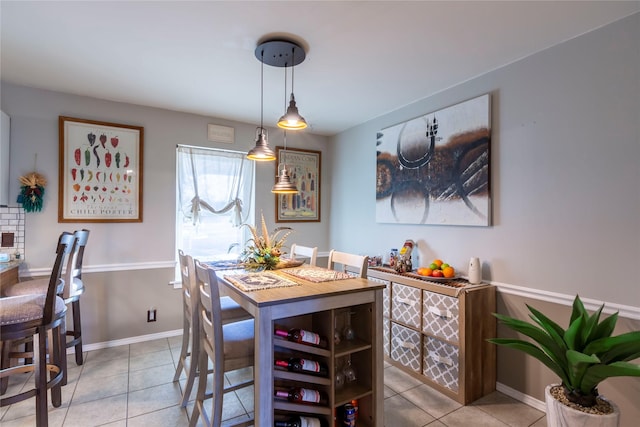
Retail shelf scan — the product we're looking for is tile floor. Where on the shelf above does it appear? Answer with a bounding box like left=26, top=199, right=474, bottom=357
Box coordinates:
left=0, top=336, right=546, bottom=426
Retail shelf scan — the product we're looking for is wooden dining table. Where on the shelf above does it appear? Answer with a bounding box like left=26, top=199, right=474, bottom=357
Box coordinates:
left=216, top=266, right=385, bottom=426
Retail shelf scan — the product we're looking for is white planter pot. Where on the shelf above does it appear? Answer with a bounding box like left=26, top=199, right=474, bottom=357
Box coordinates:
left=545, top=384, right=620, bottom=427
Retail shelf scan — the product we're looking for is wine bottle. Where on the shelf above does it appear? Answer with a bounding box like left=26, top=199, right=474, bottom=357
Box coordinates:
left=274, top=327, right=328, bottom=348
left=274, top=387, right=329, bottom=406
left=274, top=357, right=329, bottom=377
left=274, top=415, right=328, bottom=427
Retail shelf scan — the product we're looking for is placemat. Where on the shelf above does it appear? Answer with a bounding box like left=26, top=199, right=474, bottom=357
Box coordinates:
left=280, top=266, right=353, bottom=283
left=206, top=259, right=241, bottom=270
left=223, top=271, right=301, bottom=292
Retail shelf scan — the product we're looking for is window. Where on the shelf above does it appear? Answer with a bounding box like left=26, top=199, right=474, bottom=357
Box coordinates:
left=176, top=145, right=254, bottom=266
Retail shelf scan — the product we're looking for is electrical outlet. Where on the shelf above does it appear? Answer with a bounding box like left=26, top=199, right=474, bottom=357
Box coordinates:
left=147, top=308, right=157, bottom=322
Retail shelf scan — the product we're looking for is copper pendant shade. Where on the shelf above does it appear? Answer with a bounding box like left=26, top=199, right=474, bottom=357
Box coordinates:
left=271, top=163, right=298, bottom=194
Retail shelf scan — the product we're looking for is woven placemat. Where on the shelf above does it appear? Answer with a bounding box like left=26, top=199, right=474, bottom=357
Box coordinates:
left=223, top=271, right=301, bottom=292
left=280, top=266, right=353, bottom=283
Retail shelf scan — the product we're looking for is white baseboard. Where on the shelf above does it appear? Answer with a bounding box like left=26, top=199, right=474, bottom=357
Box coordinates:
left=496, top=382, right=546, bottom=412
left=67, top=329, right=183, bottom=354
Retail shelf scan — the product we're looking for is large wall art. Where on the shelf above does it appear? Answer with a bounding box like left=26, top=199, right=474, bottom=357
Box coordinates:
left=376, top=94, right=491, bottom=226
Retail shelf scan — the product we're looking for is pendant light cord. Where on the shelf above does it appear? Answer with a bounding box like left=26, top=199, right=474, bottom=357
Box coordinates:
left=283, top=61, right=288, bottom=112
left=291, top=47, right=295, bottom=97
left=260, top=49, right=264, bottom=128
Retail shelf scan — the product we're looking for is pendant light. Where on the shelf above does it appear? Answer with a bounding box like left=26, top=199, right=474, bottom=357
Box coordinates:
left=277, top=46, right=307, bottom=130
left=247, top=47, right=276, bottom=161
left=255, top=39, right=307, bottom=131
left=271, top=130, right=299, bottom=194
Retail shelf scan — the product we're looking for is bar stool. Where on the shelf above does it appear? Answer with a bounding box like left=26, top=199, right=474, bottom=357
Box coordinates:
left=289, top=243, right=318, bottom=266
left=327, top=250, right=368, bottom=278
left=0, top=232, right=74, bottom=427
left=173, top=250, right=251, bottom=407
left=2, top=229, right=90, bottom=365
left=189, top=259, right=254, bottom=427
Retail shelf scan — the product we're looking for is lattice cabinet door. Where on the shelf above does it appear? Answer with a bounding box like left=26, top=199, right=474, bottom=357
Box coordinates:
left=422, top=291, right=460, bottom=343
left=391, top=282, right=421, bottom=329
left=390, top=322, right=421, bottom=373
left=423, top=336, right=460, bottom=393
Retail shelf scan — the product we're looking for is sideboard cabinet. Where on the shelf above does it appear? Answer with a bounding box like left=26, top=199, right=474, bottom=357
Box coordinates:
left=367, top=267, right=496, bottom=404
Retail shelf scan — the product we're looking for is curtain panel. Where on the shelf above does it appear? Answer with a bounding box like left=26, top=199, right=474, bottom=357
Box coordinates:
left=177, top=145, right=254, bottom=227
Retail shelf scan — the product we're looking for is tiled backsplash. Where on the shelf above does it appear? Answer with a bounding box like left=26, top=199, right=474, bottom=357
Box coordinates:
left=0, top=206, right=25, bottom=260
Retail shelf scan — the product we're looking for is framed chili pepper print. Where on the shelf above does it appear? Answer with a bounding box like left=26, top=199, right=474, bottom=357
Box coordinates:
left=58, top=116, right=144, bottom=223
left=274, top=147, right=321, bottom=222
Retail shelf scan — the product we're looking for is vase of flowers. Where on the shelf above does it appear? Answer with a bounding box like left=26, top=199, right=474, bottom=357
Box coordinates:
left=240, top=213, right=293, bottom=270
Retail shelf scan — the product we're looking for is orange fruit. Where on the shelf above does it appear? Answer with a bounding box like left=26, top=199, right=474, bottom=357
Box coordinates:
left=433, top=259, right=443, bottom=268
left=442, top=266, right=455, bottom=278
left=416, top=267, right=432, bottom=276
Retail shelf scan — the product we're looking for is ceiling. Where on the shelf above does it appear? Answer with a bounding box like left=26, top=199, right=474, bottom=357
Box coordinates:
left=1, top=1, right=638, bottom=136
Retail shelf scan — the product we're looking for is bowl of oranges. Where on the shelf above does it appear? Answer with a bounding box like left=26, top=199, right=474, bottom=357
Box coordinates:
left=416, top=259, right=457, bottom=281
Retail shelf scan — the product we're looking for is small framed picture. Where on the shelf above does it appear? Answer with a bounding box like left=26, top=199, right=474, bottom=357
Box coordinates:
left=275, top=147, right=321, bottom=222
left=58, top=116, right=144, bottom=222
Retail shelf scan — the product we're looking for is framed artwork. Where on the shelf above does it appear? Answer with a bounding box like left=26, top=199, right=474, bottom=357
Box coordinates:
left=376, top=93, right=491, bottom=226
left=275, top=147, right=321, bottom=222
left=58, top=116, right=144, bottom=222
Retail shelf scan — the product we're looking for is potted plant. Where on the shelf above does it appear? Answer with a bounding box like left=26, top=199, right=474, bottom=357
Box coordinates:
left=488, top=295, right=640, bottom=427
left=240, top=213, right=293, bottom=270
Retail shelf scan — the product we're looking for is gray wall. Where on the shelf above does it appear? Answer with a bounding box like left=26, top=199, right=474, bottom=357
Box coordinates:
left=0, top=82, right=330, bottom=341
left=328, top=13, right=639, bottom=306
left=327, top=12, right=639, bottom=425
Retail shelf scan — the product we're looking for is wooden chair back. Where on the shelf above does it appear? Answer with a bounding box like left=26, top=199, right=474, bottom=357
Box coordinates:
left=44, top=232, right=76, bottom=324
left=191, top=259, right=254, bottom=426
left=327, top=250, right=368, bottom=278
left=64, top=229, right=90, bottom=300
left=289, top=243, right=318, bottom=266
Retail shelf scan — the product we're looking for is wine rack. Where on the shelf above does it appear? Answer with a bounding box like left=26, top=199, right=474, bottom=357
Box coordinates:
left=272, top=301, right=379, bottom=426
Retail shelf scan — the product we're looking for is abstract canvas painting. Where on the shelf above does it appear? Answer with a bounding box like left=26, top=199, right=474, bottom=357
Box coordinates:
left=376, top=94, right=491, bottom=226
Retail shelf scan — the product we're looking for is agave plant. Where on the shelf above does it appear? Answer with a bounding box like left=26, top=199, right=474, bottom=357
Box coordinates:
left=240, top=213, right=293, bottom=270
left=489, top=295, right=640, bottom=407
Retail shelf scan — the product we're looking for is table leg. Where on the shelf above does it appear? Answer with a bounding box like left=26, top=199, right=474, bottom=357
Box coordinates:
left=254, top=305, right=273, bottom=425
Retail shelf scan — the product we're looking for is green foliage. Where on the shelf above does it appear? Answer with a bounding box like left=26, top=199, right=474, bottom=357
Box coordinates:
left=489, top=295, right=640, bottom=407
left=240, top=213, right=293, bottom=270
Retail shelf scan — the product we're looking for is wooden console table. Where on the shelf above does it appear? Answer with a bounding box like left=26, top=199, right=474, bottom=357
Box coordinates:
left=368, top=267, right=496, bottom=404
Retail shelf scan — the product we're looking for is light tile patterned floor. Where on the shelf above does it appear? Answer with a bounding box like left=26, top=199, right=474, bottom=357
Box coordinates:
left=0, top=337, right=546, bottom=426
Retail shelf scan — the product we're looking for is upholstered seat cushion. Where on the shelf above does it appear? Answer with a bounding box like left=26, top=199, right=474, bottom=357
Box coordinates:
left=0, top=294, right=66, bottom=326
left=2, top=278, right=47, bottom=297
left=3, top=277, right=84, bottom=299
left=222, top=318, right=254, bottom=360
left=220, top=296, right=251, bottom=322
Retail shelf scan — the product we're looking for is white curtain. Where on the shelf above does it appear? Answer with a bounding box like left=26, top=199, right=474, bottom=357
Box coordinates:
left=177, top=145, right=254, bottom=227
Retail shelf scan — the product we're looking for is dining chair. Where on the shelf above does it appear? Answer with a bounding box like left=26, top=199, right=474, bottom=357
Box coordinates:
left=289, top=243, right=318, bottom=266
left=0, top=231, right=74, bottom=427
left=173, top=250, right=251, bottom=407
left=2, top=229, right=90, bottom=366
left=327, top=250, right=369, bottom=278
left=189, top=259, right=254, bottom=427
